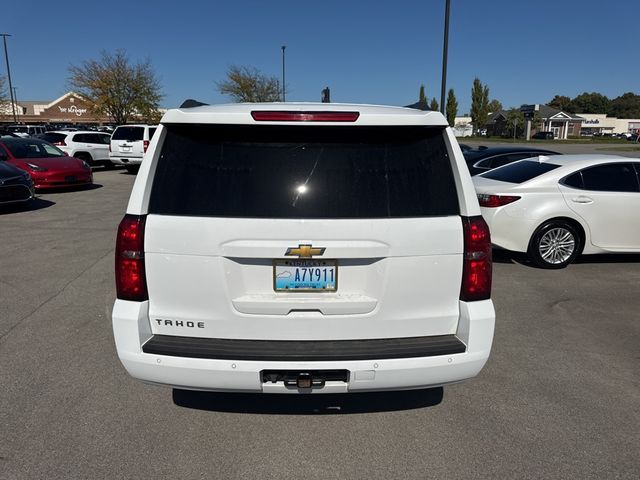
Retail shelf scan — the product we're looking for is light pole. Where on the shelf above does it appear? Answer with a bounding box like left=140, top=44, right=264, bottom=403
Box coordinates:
left=439, top=0, right=451, bottom=115
left=1, top=33, right=17, bottom=123
left=281, top=45, right=286, bottom=102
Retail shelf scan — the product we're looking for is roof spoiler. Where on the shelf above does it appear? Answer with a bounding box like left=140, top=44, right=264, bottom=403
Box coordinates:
left=180, top=99, right=209, bottom=108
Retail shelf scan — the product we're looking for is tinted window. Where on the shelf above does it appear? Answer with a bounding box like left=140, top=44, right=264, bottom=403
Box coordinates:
left=149, top=124, right=459, bottom=218
left=490, top=153, right=531, bottom=168
left=39, top=132, right=68, bottom=144
left=149, top=128, right=157, bottom=140
left=112, top=126, right=144, bottom=141
left=474, top=158, right=491, bottom=169
left=580, top=163, right=639, bottom=192
left=1, top=139, right=65, bottom=158
left=562, top=172, right=583, bottom=189
left=72, top=134, right=87, bottom=143
left=78, top=133, right=109, bottom=144
left=481, top=160, right=561, bottom=183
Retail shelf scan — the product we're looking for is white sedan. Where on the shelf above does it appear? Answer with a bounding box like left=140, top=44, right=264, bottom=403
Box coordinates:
left=472, top=154, right=640, bottom=268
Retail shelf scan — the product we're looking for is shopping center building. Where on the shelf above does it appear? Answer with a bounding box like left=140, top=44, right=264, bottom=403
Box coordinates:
left=0, top=91, right=163, bottom=126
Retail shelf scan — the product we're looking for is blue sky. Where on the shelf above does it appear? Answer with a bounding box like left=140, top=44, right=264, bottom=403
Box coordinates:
left=2, top=0, right=638, bottom=113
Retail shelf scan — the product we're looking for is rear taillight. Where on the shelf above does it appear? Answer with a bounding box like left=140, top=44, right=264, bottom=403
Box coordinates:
left=460, top=216, right=492, bottom=302
left=109, top=144, right=111, bottom=152
left=143, top=140, right=150, bottom=153
left=477, top=194, right=521, bottom=208
left=251, top=111, right=360, bottom=122
left=115, top=214, right=148, bottom=301
left=53, top=140, right=66, bottom=146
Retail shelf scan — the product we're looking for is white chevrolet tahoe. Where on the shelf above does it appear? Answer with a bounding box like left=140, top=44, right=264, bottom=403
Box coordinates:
left=112, top=103, right=495, bottom=393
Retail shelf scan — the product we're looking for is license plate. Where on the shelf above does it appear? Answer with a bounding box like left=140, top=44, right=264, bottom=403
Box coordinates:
left=120, top=146, right=132, bottom=152
left=273, top=259, right=337, bottom=292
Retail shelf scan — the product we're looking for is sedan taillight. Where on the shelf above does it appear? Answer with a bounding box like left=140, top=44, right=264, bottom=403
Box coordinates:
left=460, top=216, right=492, bottom=302
left=115, top=215, right=148, bottom=301
left=477, top=194, right=521, bottom=208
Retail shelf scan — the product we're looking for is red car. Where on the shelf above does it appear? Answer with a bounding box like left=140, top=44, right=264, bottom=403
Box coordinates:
left=0, top=137, right=93, bottom=190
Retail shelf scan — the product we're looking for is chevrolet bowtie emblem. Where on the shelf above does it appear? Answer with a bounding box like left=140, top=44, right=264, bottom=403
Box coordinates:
left=285, top=244, right=326, bottom=258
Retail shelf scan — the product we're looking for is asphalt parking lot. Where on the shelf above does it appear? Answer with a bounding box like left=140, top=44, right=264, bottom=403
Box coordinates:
left=1, top=167, right=639, bottom=479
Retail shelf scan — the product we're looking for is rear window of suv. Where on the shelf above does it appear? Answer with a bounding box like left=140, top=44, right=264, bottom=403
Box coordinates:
left=149, top=124, right=459, bottom=218
left=481, top=160, right=561, bottom=184
left=112, top=126, right=144, bottom=141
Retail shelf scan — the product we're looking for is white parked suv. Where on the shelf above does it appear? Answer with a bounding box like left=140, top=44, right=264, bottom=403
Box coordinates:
left=112, top=103, right=495, bottom=394
left=109, top=124, right=157, bottom=173
left=7, top=125, right=46, bottom=137
left=38, top=131, right=113, bottom=168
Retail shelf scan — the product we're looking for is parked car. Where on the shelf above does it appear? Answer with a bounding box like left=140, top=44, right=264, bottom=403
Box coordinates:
left=473, top=155, right=640, bottom=268
left=463, top=146, right=560, bottom=176
left=112, top=103, right=495, bottom=394
left=532, top=131, right=554, bottom=140
left=0, top=137, right=93, bottom=190
left=0, top=161, right=34, bottom=205
left=109, top=124, right=157, bottom=173
left=37, top=131, right=114, bottom=168
left=0, top=129, right=19, bottom=138
left=6, top=125, right=46, bottom=138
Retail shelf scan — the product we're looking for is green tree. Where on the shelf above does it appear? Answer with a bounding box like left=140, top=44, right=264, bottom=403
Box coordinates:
left=445, top=88, right=458, bottom=127
left=419, top=84, right=427, bottom=103
left=487, top=99, right=503, bottom=113
left=217, top=65, right=281, bottom=102
left=608, top=92, right=640, bottom=118
left=548, top=95, right=572, bottom=111
left=430, top=97, right=439, bottom=111
left=568, top=92, right=610, bottom=114
left=470, top=78, right=490, bottom=134
left=68, top=49, right=163, bottom=125
left=505, top=108, right=524, bottom=138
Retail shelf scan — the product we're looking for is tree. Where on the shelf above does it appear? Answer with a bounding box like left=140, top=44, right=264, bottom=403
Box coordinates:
left=548, top=95, right=572, bottom=112
left=505, top=108, right=524, bottom=138
left=487, top=99, right=503, bottom=113
left=445, top=89, right=458, bottom=127
left=430, top=97, right=439, bottom=111
left=470, top=78, right=490, bottom=134
left=608, top=92, right=640, bottom=118
left=419, top=84, right=427, bottom=103
left=217, top=65, right=281, bottom=102
left=568, top=92, right=610, bottom=114
left=68, top=49, right=163, bottom=125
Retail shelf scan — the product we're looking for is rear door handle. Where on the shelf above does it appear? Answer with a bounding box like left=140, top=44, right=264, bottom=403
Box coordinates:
left=572, top=196, right=593, bottom=204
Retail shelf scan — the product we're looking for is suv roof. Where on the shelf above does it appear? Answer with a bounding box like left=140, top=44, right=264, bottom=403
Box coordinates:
left=161, top=103, right=450, bottom=127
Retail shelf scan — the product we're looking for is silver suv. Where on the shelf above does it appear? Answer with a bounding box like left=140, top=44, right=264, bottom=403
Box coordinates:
left=112, top=103, right=495, bottom=394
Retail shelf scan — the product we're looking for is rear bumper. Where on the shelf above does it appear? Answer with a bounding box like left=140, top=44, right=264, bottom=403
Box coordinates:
left=109, top=155, right=142, bottom=165
left=142, top=334, right=466, bottom=361
left=112, top=300, right=495, bottom=393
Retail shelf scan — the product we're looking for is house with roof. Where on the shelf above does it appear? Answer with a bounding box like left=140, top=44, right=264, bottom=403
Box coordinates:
left=486, top=105, right=584, bottom=139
